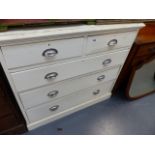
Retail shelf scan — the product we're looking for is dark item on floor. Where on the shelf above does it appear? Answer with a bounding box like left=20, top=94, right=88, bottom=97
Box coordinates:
left=113, top=22, right=155, bottom=100
left=0, top=64, right=27, bottom=134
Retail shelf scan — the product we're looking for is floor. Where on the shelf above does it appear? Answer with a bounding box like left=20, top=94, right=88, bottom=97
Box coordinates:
left=24, top=91, right=155, bottom=135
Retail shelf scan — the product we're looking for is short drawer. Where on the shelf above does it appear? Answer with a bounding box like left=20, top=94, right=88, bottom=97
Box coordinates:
left=26, top=80, right=114, bottom=123
left=86, top=31, right=137, bottom=55
left=20, top=66, right=120, bottom=109
left=11, top=50, right=129, bottom=91
left=1, top=37, right=84, bottom=69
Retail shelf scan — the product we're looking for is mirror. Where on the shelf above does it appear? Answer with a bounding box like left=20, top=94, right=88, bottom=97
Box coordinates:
left=126, top=59, right=155, bottom=99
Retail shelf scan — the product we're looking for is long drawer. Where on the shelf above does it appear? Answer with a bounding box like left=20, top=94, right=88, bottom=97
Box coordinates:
left=86, top=31, right=137, bottom=55
left=2, top=37, right=84, bottom=69
left=11, top=50, right=129, bottom=92
left=26, top=80, right=114, bottom=123
left=20, top=67, right=120, bottom=109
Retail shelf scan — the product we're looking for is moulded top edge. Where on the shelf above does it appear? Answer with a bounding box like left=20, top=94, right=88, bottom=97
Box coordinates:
left=0, top=23, right=145, bottom=45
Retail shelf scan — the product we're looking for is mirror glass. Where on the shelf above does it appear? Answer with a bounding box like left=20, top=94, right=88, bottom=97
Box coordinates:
left=128, top=59, right=155, bottom=98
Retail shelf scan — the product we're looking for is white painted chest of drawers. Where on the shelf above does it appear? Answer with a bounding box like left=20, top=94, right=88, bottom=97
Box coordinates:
left=0, top=24, right=144, bottom=130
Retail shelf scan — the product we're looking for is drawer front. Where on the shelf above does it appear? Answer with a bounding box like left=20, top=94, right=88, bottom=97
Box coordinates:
left=26, top=80, right=114, bottom=123
left=86, top=31, right=137, bottom=55
left=136, top=43, right=155, bottom=57
left=0, top=115, right=19, bottom=132
left=0, top=104, right=13, bottom=118
left=12, top=50, right=129, bottom=91
left=20, top=67, right=120, bottom=109
left=2, top=37, right=84, bottom=69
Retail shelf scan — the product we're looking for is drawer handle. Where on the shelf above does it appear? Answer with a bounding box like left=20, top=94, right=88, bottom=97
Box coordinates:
left=107, top=39, right=117, bottom=46
left=97, top=75, right=105, bottom=81
left=93, top=89, right=100, bottom=95
left=45, top=72, right=58, bottom=80
left=47, top=90, right=59, bottom=98
left=49, top=105, right=59, bottom=111
left=42, top=48, right=58, bottom=57
left=102, top=59, right=112, bottom=66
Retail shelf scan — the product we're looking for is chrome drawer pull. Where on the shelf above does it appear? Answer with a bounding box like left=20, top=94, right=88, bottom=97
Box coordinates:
left=49, top=105, right=59, bottom=111
left=97, top=75, right=105, bottom=81
left=47, top=90, right=59, bottom=98
left=42, top=48, right=58, bottom=57
left=44, top=72, right=58, bottom=80
left=107, top=39, right=117, bottom=46
left=102, top=59, right=112, bottom=66
left=93, top=89, right=100, bottom=95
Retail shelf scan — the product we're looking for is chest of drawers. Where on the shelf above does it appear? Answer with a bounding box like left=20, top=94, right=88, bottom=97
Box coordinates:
left=0, top=24, right=144, bottom=130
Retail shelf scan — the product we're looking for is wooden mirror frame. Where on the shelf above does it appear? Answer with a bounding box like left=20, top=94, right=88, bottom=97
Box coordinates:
left=126, top=56, right=155, bottom=100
